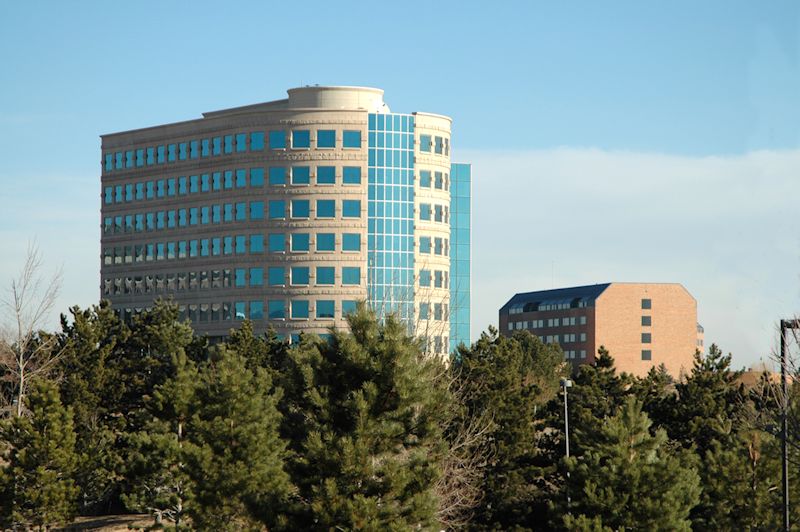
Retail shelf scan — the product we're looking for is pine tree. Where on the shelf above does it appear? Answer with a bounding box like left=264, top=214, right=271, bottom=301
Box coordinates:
left=0, top=380, right=79, bottom=528
left=186, top=351, right=291, bottom=530
left=562, top=397, right=700, bottom=531
left=277, top=305, right=449, bottom=529
left=452, top=328, right=566, bottom=529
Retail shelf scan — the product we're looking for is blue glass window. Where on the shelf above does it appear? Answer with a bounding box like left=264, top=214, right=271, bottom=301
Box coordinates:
left=178, top=177, right=187, bottom=195
left=343, top=166, right=361, bottom=185
left=292, top=166, right=310, bottom=185
left=157, top=146, right=166, bottom=164
left=291, top=300, right=309, bottom=319
left=419, top=303, right=429, bottom=320
left=419, top=170, right=431, bottom=188
left=269, top=233, right=285, bottom=252
left=250, top=301, right=264, bottom=319
left=419, top=134, right=432, bottom=152
left=419, top=203, right=431, bottom=221
left=200, top=207, right=209, bottom=224
left=316, top=267, right=335, bottom=285
left=269, top=200, right=286, bottom=219
left=250, top=267, right=263, bottom=287
left=317, top=166, right=335, bottom=185
left=291, top=267, right=310, bottom=285
left=212, top=205, right=221, bottom=223
left=224, top=135, right=233, bottom=154
left=104, top=187, right=113, bottom=204
left=115, top=152, right=123, bottom=169
left=250, top=234, right=264, bottom=253
left=268, top=300, right=285, bottom=319
left=316, top=200, right=335, bottom=218
left=235, top=302, right=246, bottom=320
left=317, top=130, right=335, bottom=148
left=291, top=200, right=310, bottom=218
left=212, top=172, right=222, bottom=190
left=419, top=237, right=431, bottom=253
left=168, top=144, right=177, bottom=161
left=342, top=267, right=360, bottom=285
left=135, top=182, right=144, bottom=200
left=236, top=133, right=247, bottom=153
left=223, top=171, right=233, bottom=189
left=250, top=132, right=265, bottom=151
left=178, top=143, right=187, bottom=160
left=419, top=270, right=431, bottom=287
left=236, top=169, right=247, bottom=188
left=268, top=267, right=285, bottom=286
left=342, top=233, right=360, bottom=251
left=342, top=300, right=357, bottom=315
left=189, top=208, right=198, bottom=225
left=343, top=130, right=361, bottom=148
left=201, top=139, right=210, bottom=157
left=212, top=137, right=222, bottom=155
left=292, top=130, right=310, bottom=149
left=269, top=130, right=286, bottom=149
left=212, top=238, right=221, bottom=255
left=146, top=181, right=155, bottom=198
left=235, top=268, right=246, bottom=287
left=223, top=236, right=233, bottom=254
left=342, top=200, right=361, bottom=218
left=136, top=149, right=144, bottom=167
left=316, top=233, right=335, bottom=251
left=250, top=201, right=264, bottom=220
left=435, top=136, right=444, bottom=154
left=104, top=154, right=113, bottom=171
left=235, top=235, right=247, bottom=254
left=269, top=167, right=286, bottom=185
left=125, top=150, right=134, bottom=168
left=250, top=168, right=264, bottom=187
left=291, top=233, right=310, bottom=252
left=147, top=147, right=155, bottom=165
left=434, top=171, right=443, bottom=189
left=317, top=300, right=335, bottom=319
left=189, top=175, right=199, bottom=193
left=179, top=209, right=188, bottom=227
left=236, top=202, right=247, bottom=221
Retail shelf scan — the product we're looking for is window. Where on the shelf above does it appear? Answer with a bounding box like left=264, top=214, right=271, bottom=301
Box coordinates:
left=250, top=132, right=265, bottom=151
left=250, top=201, right=264, bottom=220
left=342, top=267, right=360, bottom=285
left=201, top=139, right=210, bottom=158
left=419, top=204, right=431, bottom=221
left=269, top=200, right=286, bottom=219
left=316, top=200, right=335, bottom=218
left=435, top=136, right=444, bottom=154
left=317, top=130, right=335, bottom=148
left=269, top=131, right=286, bottom=150
left=268, top=267, right=285, bottom=286
left=236, top=202, right=247, bottom=222
left=419, top=170, right=431, bottom=188
left=250, top=234, right=264, bottom=253
left=641, top=315, right=652, bottom=326
left=291, top=233, right=310, bottom=252
left=317, top=166, right=335, bottom=185
left=317, top=300, right=335, bottom=319
left=419, top=270, right=431, bottom=287
left=291, top=200, right=310, bottom=218
left=235, top=235, right=246, bottom=254
left=434, top=172, right=443, bottom=189
left=234, top=302, right=246, bottom=320
left=291, top=300, right=309, bottom=319
left=292, top=130, right=310, bottom=148
left=419, top=134, right=431, bottom=152
left=342, top=233, right=360, bottom=251
left=419, top=303, right=429, bottom=320
left=343, top=166, right=361, bottom=185
left=419, top=237, right=431, bottom=253
left=291, top=267, right=310, bottom=285
left=250, top=301, right=264, bottom=319
left=642, top=298, right=652, bottom=309
left=235, top=269, right=246, bottom=287
left=292, top=166, right=310, bottom=185
left=224, top=135, right=233, bottom=154
left=342, top=300, right=357, bottom=315
left=342, top=200, right=360, bottom=218
left=236, top=133, right=247, bottom=152
left=224, top=171, right=233, bottom=189
left=343, top=130, right=361, bottom=148
left=317, top=233, right=335, bottom=251
left=434, top=271, right=443, bottom=288
left=223, top=236, right=233, bottom=255
left=104, top=187, right=113, bottom=204
left=250, top=268, right=263, bottom=287
left=435, top=205, right=443, bottom=222
left=211, top=205, right=221, bottom=223
left=250, top=168, right=264, bottom=187
left=642, top=333, right=652, bottom=343
left=268, top=234, right=285, bottom=252
left=236, top=169, right=247, bottom=188
left=316, top=267, right=335, bottom=285
left=269, top=167, right=286, bottom=185
left=268, top=300, right=285, bottom=319
left=434, top=237, right=443, bottom=255
left=641, top=349, right=652, bottom=361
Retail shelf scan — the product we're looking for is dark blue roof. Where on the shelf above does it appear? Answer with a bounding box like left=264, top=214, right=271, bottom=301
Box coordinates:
left=499, top=283, right=611, bottom=313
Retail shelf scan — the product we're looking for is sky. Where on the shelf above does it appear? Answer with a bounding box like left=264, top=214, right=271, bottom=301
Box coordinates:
left=0, top=1, right=798, bottom=369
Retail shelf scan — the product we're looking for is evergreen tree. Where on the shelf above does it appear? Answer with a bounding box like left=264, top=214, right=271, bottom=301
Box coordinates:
left=277, top=305, right=449, bottom=529
left=0, top=380, right=79, bottom=528
left=452, top=328, right=566, bottom=529
left=186, top=351, right=291, bottom=530
left=562, top=397, right=700, bottom=531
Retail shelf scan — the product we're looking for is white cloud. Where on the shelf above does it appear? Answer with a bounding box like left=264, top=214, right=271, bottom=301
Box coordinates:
left=458, top=147, right=800, bottom=370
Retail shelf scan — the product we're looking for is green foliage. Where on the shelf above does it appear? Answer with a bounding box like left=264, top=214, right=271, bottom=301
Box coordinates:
left=0, top=380, right=79, bottom=528
left=275, top=304, right=449, bottom=530
left=453, top=328, right=566, bottom=529
left=563, top=397, right=700, bottom=531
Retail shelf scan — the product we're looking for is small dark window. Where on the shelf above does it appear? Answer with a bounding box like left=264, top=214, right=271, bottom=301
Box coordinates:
left=642, top=333, right=652, bottom=343
left=641, top=349, right=652, bottom=361
left=641, top=315, right=652, bottom=326
left=641, top=298, right=652, bottom=309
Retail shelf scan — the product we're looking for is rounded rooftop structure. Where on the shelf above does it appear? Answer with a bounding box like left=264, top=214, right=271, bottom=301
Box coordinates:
left=286, top=86, right=389, bottom=112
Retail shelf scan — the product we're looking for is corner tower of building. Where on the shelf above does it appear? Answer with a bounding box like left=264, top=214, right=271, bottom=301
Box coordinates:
left=100, top=86, right=470, bottom=355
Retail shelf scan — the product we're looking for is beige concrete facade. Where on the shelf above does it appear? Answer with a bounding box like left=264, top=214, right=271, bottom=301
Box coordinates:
left=499, top=283, right=701, bottom=378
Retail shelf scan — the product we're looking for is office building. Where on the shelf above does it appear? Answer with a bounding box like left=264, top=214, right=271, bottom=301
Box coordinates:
left=100, top=86, right=470, bottom=355
left=499, top=283, right=701, bottom=377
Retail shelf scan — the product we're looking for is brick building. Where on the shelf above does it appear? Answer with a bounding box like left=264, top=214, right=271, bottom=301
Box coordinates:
left=499, top=283, right=702, bottom=377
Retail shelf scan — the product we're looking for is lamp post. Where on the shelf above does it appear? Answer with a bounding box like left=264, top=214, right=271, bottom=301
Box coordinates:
left=561, top=377, right=573, bottom=513
left=780, top=319, right=799, bottom=532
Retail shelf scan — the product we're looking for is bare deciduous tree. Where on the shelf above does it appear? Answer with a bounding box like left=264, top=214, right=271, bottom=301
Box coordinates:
left=0, top=243, right=63, bottom=417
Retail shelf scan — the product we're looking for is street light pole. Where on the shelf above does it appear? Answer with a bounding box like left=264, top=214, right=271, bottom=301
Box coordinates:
left=561, top=377, right=573, bottom=513
left=780, top=319, right=799, bottom=532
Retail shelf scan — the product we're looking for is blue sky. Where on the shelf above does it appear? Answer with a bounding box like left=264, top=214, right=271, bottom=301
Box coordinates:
left=0, top=1, right=798, bottom=368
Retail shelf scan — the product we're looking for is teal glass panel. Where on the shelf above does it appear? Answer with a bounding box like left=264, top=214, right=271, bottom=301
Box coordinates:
left=316, top=200, right=335, bottom=218
left=250, top=301, right=264, bottom=319
left=292, top=130, right=310, bottom=148
left=343, top=130, right=361, bottom=148
left=291, top=267, right=309, bottom=285
left=269, top=167, right=286, bottom=185
left=419, top=134, right=431, bottom=152
left=269, top=233, right=285, bottom=252
left=236, top=133, right=247, bottom=152
left=317, top=130, right=335, bottom=148
left=235, top=235, right=246, bottom=254
left=342, top=200, right=361, bottom=218
left=268, top=300, right=285, bottom=319
left=291, top=233, right=310, bottom=252
left=317, top=166, right=335, bottom=184
left=268, top=267, right=285, bottom=286
left=342, top=267, right=360, bottom=285
left=236, top=169, right=247, bottom=188
left=316, top=267, right=335, bottom=285
left=168, top=144, right=176, bottom=161
left=250, top=267, right=263, bottom=287
left=147, top=147, right=155, bottom=165
left=342, top=233, right=360, bottom=251
left=291, top=300, right=309, bottom=319
left=343, top=166, right=361, bottom=184
left=224, top=135, right=233, bottom=154
left=420, top=170, right=431, bottom=188
left=250, top=201, right=264, bottom=220
left=236, top=202, right=246, bottom=221
left=269, top=131, right=286, bottom=149
left=250, top=167, right=264, bottom=187
left=342, top=300, right=357, bottom=314
left=269, top=200, right=286, bottom=219
left=291, top=200, right=310, bottom=218
left=235, top=269, right=246, bottom=287
left=292, top=166, right=310, bottom=185
left=317, top=300, right=335, bottom=318
left=250, top=234, right=264, bottom=253
left=316, top=233, right=335, bottom=251
left=250, top=132, right=265, bottom=151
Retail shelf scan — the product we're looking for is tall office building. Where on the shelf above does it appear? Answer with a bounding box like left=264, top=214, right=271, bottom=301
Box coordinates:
left=499, top=283, right=702, bottom=377
left=100, top=86, right=470, bottom=355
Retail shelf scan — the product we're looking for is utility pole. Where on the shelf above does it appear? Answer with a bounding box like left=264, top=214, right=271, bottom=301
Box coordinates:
left=561, top=377, right=573, bottom=514
left=780, top=319, right=799, bottom=532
